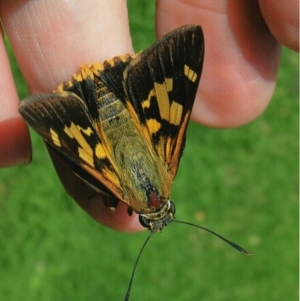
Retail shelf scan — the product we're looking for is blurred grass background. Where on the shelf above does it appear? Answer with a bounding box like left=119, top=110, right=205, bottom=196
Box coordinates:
left=0, top=1, right=298, bottom=301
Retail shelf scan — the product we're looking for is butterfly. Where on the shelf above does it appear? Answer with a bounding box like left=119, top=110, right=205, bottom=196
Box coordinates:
left=19, top=25, right=253, bottom=300
left=18, top=24, right=204, bottom=232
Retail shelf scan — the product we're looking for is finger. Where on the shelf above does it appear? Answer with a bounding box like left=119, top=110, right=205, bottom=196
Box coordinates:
left=1, top=0, right=143, bottom=232
left=1, top=0, right=133, bottom=93
left=258, top=0, right=299, bottom=52
left=0, top=26, right=31, bottom=167
left=156, top=0, right=281, bottom=128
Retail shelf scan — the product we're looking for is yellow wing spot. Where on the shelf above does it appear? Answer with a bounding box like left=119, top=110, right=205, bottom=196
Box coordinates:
left=118, top=53, right=133, bottom=61
left=89, top=55, right=132, bottom=76
left=106, top=58, right=115, bottom=67
left=147, top=118, right=161, bottom=134
left=169, top=101, right=183, bottom=126
left=89, top=63, right=103, bottom=75
left=156, top=135, right=166, bottom=162
left=165, top=136, right=172, bottom=160
left=63, top=124, right=93, bottom=138
left=81, top=66, right=95, bottom=80
left=76, top=125, right=93, bottom=136
left=191, top=72, right=197, bottom=83
left=55, top=80, right=73, bottom=93
left=50, top=128, right=61, bottom=147
left=63, top=125, right=74, bottom=138
left=95, top=143, right=106, bottom=159
left=103, top=167, right=120, bottom=187
left=78, top=147, right=94, bottom=167
left=154, top=81, right=170, bottom=121
left=63, top=123, right=94, bottom=167
left=184, top=64, right=198, bottom=83
left=165, top=78, right=173, bottom=92
left=142, top=89, right=155, bottom=109
left=55, top=85, right=64, bottom=93
left=73, top=73, right=83, bottom=82
left=142, top=98, right=151, bottom=109
left=142, top=78, right=173, bottom=121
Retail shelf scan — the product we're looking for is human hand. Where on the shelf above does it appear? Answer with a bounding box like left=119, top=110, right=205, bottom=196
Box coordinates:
left=0, top=0, right=298, bottom=231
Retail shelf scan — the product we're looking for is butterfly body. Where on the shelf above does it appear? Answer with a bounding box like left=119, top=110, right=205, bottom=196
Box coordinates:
left=18, top=25, right=204, bottom=231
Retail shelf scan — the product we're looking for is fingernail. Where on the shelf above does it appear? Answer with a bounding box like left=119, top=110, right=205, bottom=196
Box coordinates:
left=0, top=118, right=32, bottom=167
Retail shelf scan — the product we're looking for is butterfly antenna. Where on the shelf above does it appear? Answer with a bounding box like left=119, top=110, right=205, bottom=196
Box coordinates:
left=124, top=232, right=153, bottom=301
left=173, top=220, right=252, bottom=255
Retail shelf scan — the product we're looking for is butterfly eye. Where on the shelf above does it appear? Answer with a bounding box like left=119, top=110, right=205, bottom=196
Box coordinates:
left=169, top=201, right=176, bottom=216
left=139, top=214, right=151, bottom=229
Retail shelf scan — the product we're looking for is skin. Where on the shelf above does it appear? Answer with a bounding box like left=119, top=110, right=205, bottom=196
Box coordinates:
left=0, top=0, right=298, bottom=232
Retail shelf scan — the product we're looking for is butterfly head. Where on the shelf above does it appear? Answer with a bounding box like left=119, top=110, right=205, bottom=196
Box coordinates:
left=139, top=200, right=176, bottom=233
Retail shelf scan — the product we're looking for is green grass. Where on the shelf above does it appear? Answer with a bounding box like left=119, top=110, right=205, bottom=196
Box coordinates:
left=0, top=1, right=298, bottom=301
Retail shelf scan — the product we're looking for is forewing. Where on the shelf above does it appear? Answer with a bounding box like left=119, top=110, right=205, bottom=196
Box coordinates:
left=122, top=25, right=204, bottom=180
left=18, top=92, right=123, bottom=200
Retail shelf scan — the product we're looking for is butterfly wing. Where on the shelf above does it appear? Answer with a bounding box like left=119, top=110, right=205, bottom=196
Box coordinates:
left=18, top=90, right=124, bottom=202
left=125, top=25, right=204, bottom=180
